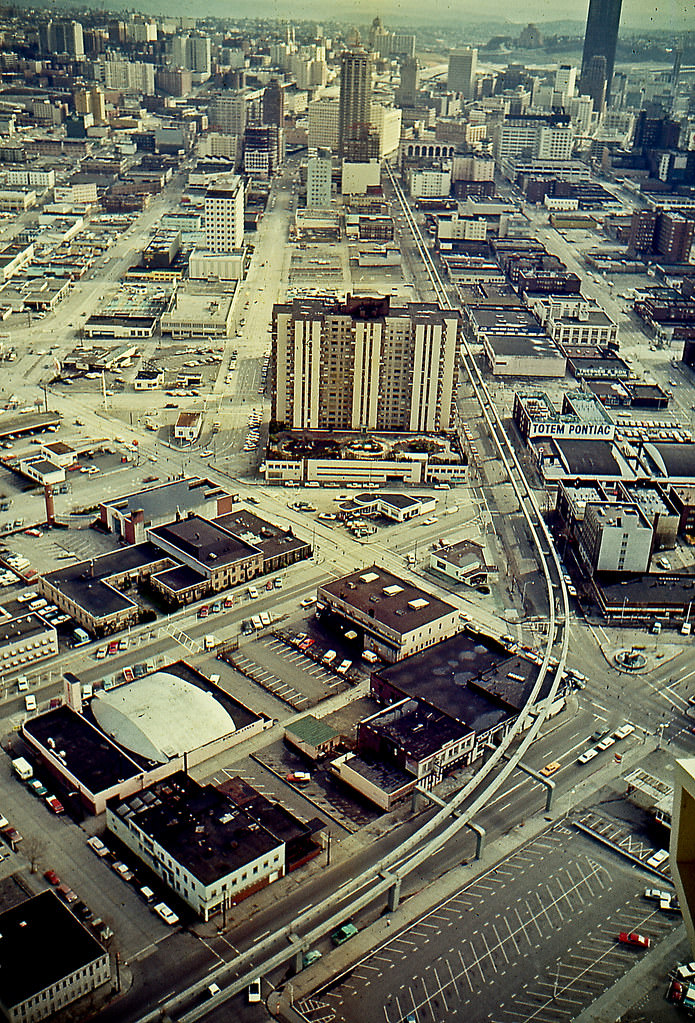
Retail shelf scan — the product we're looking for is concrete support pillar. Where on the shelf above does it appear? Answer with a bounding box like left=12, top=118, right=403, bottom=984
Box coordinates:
left=466, top=821, right=486, bottom=859
left=411, top=787, right=424, bottom=813
left=387, top=876, right=402, bottom=912
left=294, top=948, right=304, bottom=974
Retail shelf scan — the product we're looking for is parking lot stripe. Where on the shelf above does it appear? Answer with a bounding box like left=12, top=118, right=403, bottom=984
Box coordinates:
left=457, top=949, right=474, bottom=991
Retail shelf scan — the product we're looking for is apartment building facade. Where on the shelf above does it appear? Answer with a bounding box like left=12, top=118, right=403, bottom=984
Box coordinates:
left=272, top=295, right=460, bottom=433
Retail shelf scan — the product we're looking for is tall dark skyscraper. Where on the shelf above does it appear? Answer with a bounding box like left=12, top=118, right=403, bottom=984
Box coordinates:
left=338, top=47, right=373, bottom=159
left=580, top=0, right=622, bottom=104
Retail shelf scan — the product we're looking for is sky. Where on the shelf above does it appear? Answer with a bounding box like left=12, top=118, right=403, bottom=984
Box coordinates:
left=134, top=0, right=695, bottom=32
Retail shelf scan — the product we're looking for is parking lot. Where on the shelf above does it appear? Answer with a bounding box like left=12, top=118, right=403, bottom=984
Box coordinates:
left=304, top=819, right=683, bottom=1023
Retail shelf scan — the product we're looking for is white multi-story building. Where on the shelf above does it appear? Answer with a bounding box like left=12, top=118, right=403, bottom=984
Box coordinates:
left=0, top=891, right=111, bottom=1023
left=101, top=57, right=155, bottom=95
left=307, top=97, right=340, bottom=150
left=554, top=64, right=577, bottom=96
left=307, top=147, right=332, bottom=207
left=578, top=503, right=653, bottom=574
left=6, top=168, right=55, bottom=188
left=370, top=103, right=402, bottom=158
left=210, top=91, right=262, bottom=135
left=196, top=132, right=238, bottom=160
left=536, top=124, right=574, bottom=160
left=272, top=295, right=460, bottom=433
left=107, top=774, right=285, bottom=921
left=494, top=114, right=574, bottom=164
left=204, top=174, right=244, bottom=252
left=53, top=182, right=98, bottom=204
left=409, top=166, right=452, bottom=198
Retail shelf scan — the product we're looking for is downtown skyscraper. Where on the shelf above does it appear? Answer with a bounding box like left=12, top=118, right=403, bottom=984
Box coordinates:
left=580, top=0, right=623, bottom=104
left=338, top=47, right=374, bottom=159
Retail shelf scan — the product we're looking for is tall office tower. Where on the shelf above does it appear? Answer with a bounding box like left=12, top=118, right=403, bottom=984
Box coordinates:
left=554, top=65, right=577, bottom=98
left=396, top=56, right=420, bottom=108
left=186, top=36, right=212, bottom=75
left=263, top=79, right=284, bottom=127
left=204, top=175, right=245, bottom=252
left=581, top=0, right=622, bottom=104
left=308, top=97, right=340, bottom=150
left=307, top=147, right=332, bottom=207
left=243, top=126, right=283, bottom=179
left=580, top=54, right=607, bottom=111
left=671, top=47, right=682, bottom=99
left=338, top=48, right=373, bottom=159
left=447, top=48, right=477, bottom=100
left=272, top=296, right=460, bottom=433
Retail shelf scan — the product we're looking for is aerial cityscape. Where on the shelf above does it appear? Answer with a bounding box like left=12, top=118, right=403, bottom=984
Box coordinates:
left=1, top=2, right=695, bottom=1022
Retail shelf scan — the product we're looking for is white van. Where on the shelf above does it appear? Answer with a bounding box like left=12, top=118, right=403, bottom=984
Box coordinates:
left=24, top=695, right=36, bottom=712
left=362, top=650, right=379, bottom=664
left=248, top=978, right=261, bottom=1003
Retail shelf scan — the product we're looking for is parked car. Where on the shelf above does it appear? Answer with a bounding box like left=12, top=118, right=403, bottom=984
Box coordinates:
left=153, top=902, right=179, bottom=926
left=86, top=835, right=110, bottom=858
left=43, top=869, right=60, bottom=886
left=618, top=931, right=650, bottom=949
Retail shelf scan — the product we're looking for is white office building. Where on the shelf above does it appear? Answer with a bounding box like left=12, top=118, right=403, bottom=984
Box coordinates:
left=204, top=174, right=244, bottom=252
left=307, top=147, right=332, bottom=207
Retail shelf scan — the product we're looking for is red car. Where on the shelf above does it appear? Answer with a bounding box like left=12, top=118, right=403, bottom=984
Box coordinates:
left=198, top=606, right=209, bottom=619
left=107, top=641, right=119, bottom=655
left=44, top=869, right=60, bottom=885
left=618, top=931, right=651, bottom=949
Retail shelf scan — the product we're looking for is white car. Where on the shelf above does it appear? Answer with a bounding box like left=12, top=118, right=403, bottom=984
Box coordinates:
left=646, top=849, right=669, bottom=869
left=153, top=902, right=179, bottom=926
left=577, top=748, right=599, bottom=765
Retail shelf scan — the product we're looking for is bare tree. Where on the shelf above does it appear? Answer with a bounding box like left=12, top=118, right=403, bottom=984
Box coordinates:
left=24, top=834, right=46, bottom=874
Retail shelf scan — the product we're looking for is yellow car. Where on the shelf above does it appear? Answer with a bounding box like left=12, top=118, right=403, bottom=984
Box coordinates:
left=540, top=761, right=561, bottom=777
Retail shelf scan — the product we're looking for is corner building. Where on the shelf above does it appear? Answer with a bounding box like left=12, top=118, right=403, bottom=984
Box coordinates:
left=271, top=296, right=460, bottom=432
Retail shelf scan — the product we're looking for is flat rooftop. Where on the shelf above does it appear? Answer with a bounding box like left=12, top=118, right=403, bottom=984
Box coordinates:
left=101, top=477, right=230, bottom=521
left=214, top=508, right=310, bottom=562
left=555, top=439, right=624, bottom=477
left=319, top=565, right=457, bottom=634
left=338, top=752, right=414, bottom=794
left=487, top=333, right=562, bottom=358
left=374, top=629, right=514, bottom=727
left=109, top=772, right=280, bottom=886
left=0, top=891, right=106, bottom=1008
left=149, top=515, right=261, bottom=569
left=162, top=291, right=233, bottom=325
left=42, top=542, right=164, bottom=619
left=24, top=704, right=145, bottom=793
left=361, top=698, right=471, bottom=760
left=0, top=612, right=54, bottom=645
